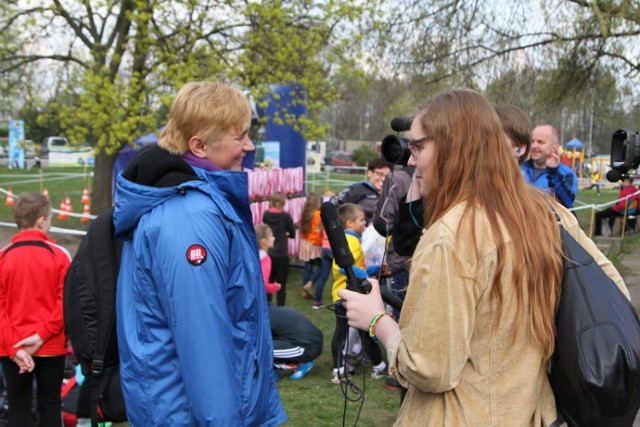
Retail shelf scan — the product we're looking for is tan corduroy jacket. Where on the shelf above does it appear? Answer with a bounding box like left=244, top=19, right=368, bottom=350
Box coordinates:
left=386, top=200, right=629, bottom=426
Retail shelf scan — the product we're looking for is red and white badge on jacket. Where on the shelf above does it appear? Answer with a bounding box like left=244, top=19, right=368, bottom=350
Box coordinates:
left=186, top=244, right=207, bottom=266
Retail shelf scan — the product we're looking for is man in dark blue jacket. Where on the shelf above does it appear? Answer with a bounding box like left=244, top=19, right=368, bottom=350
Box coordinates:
left=521, top=124, right=578, bottom=209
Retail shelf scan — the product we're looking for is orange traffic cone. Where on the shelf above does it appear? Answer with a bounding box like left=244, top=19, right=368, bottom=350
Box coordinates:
left=57, top=199, right=69, bottom=220
left=81, top=204, right=91, bottom=222
left=81, top=188, right=90, bottom=205
left=5, top=188, right=14, bottom=206
left=64, top=196, right=73, bottom=216
left=42, top=188, right=49, bottom=200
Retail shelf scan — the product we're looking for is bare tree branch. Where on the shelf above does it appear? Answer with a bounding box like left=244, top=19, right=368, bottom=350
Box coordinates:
left=0, top=54, right=86, bottom=73
left=0, top=7, right=47, bottom=34
left=52, top=0, right=95, bottom=49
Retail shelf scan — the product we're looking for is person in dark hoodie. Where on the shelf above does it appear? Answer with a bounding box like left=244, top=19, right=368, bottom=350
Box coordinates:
left=373, top=164, right=414, bottom=319
left=330, top=158, right=392, bottom=224
left=113, top=82, right=287, bottom=426
left=262, top=192, right=296, bottom=306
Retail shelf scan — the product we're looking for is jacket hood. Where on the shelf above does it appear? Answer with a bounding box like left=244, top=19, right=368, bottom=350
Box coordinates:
left=121, top=144, right=198, bottom=187
left=114, top=145, right=200, bottom=239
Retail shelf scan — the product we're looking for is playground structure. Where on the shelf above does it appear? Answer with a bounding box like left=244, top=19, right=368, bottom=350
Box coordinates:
left=560, top=136, right=613, bottom=187
left=561, top=146, right=587, bottom=178
left=589, top=155, right=612, bottom=184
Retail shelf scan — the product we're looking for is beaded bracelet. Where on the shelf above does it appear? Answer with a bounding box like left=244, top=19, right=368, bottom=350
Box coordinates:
left=368, top=312, right=395, bottom=340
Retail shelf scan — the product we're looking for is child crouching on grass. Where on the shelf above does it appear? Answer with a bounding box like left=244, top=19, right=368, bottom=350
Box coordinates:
left=256, top=223, right=322, bottom=381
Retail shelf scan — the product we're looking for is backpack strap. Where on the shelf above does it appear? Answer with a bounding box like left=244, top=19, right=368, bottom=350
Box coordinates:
left=0, top=240, right=54, bottom=259
left=547, top=202, right=562, bottom=224
left=85, top=208, right=122, bottom=427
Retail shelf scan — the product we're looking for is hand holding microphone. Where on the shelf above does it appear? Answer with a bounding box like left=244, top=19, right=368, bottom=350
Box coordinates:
left=337, top=278, right=386, bottom=332
left=321, top=201, right=404, bottom=312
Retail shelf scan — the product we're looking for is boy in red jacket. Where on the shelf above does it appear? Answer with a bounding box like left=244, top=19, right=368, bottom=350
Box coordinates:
left=0, top=192, right=71, bottom=426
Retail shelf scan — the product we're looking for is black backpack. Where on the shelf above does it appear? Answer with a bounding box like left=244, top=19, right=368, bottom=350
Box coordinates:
left=548, top=206, right=640, bottom=426
left=63, top=207, right=127, bottom=426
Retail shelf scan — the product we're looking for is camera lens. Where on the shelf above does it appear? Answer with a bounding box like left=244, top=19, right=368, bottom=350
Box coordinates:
left=381, top=135, right=410, bottom=165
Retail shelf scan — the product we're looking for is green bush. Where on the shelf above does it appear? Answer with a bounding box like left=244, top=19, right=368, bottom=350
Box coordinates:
left=352, top=144, right=379, bottom=166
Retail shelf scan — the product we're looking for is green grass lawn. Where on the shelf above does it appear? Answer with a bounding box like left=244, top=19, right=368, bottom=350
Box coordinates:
left=276, top=266, right=401, bottom=426
left=306, top=170, right=366, bottom=196
left=0, top=166, right=93, bottom=233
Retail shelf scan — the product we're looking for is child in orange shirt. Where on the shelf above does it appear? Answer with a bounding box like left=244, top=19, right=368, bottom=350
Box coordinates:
left=298, top=193, right=323, bottom=301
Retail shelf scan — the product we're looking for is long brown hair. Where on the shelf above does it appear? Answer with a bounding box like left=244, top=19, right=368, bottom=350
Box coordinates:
left=300, top=193, right=320, bottom=237
left=417, top=88, right=563, bottom=364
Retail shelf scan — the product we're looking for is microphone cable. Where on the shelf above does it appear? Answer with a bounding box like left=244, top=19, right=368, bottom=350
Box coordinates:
left=326, top=301, right=369, bottom=426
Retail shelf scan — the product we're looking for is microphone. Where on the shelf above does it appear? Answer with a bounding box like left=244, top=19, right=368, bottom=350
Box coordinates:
left=320, top=202, right=404, bottom=312
left=390, top=117, right=413, bottom=133
left=606, top=169, right=623, bottom=183
left=320, top=202, right=371, bottom=295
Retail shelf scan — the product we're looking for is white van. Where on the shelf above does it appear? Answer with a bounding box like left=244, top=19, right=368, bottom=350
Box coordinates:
left=41, top=136, right=69, bottom=157
left=42, top=136, right=94, bottom=167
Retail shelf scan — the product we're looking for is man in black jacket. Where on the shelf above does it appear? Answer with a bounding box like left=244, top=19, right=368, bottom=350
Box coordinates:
left=373, top=165, right=415, bottom=318
left=330, top=158, right=392, bottom=224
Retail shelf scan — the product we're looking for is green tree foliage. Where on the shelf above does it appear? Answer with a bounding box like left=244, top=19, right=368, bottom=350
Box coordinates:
left=0, top=0, right=368, bottom=212
left=352, top=143, right=379, bottom=166
left=237, top=1, right=364, bottom=141
left=19, top=99, right=62, bottom=144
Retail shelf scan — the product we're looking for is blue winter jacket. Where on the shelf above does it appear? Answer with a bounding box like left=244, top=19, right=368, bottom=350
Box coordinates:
left=113, top=152, right=287, bottom=426
left=521, top=159, right=578, bottom=208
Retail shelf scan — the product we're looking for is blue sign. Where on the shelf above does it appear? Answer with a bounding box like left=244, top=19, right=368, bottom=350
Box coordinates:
left=262, top=141, right=281, bottom=168
left=8, top=119, right=25, bottom=169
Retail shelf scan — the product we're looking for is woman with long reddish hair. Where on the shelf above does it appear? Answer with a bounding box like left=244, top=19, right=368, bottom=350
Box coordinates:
left=338, top=88, right=629, bottom=425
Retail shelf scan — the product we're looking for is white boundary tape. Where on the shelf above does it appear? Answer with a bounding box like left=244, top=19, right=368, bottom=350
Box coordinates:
left=0, top=177, right=97, bottom=236
left=571, top=189, right=640, bottom=212
left=0, top=183, right=638, bottom=239
left=0, top=221, right=87, bottom=236
left=51, top=208, right=97, bottom=221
